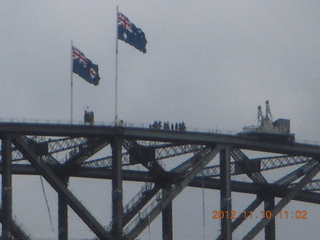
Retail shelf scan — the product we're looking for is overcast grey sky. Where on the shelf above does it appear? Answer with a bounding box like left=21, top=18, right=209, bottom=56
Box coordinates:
left=2, top=1, right=320, bottom=239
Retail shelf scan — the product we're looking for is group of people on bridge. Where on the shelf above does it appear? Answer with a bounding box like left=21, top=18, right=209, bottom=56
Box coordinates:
left=150, top=121, right=186, bottom=131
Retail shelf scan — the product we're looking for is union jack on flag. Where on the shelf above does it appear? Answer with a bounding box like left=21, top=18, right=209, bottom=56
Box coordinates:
left=118, top=12, right=147, bottom=53
left=118, top=12, right=133, bottom=33
left=72, top=46, right=100, bottom=86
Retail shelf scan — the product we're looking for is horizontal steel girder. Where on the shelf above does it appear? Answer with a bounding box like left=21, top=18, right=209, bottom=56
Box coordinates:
left=0, top=123, right=320, bottom=157
left=3, top=162, right=320, bottom=204
left=5, top=164, right=320, bottom=204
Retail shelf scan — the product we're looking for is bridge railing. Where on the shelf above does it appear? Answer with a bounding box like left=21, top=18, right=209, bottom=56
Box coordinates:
left=0, top=117, right=237, bottom=134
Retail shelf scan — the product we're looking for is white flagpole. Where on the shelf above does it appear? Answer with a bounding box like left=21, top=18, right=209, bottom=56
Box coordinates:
left=115, top=6, right=119, bottom=125
left=71, top=41, right=74, bottom=124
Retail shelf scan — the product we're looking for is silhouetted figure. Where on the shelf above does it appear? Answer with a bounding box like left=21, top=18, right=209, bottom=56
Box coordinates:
left=84, top=110, right=94, bottom=125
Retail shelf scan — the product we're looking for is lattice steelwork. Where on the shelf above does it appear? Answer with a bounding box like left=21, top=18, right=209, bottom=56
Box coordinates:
left=0, top=122, right=320, bottom=240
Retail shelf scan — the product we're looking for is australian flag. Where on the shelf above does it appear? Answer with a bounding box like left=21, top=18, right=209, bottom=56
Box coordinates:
left=72, top=46, right=100, bottom=86
left=118, top=12, right=147, bottom=53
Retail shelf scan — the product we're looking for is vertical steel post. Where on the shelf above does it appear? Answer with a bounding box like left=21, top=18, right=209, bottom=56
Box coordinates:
left=162, top=201, right=173, bottom=240
left=264, top=197, right=275, bottom=240
left=111, top=137, right=123, bottom=238
left=220, top=146, right=232, bottom=240
left=2, top=134, right=12, bottom=239
left=58, top=176, right=69, bottom=240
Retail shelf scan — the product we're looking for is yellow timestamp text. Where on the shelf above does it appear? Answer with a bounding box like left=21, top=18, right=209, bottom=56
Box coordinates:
left=212, top=210, right=308, bottom=220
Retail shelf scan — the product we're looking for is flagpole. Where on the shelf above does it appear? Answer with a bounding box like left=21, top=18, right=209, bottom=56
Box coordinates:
left=115, top=6, right=119, bottom=125
left=71, top=41, right=74, bottom=124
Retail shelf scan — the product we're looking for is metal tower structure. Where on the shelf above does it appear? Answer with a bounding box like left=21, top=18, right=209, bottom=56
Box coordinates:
left=1, top=122, right=320, bottom=239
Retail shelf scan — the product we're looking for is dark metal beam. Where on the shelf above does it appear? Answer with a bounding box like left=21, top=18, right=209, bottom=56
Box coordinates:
left=264, top=197, right=275, bottom=240
left=11, top=134, right=114, bottom=240
left=2, top=134, right=12, bottom=239
left=220, top=147, right=232, bottom=240
left=111, top=137, right=124, bottom=239
left=162, top=201, right=173, bottom=240
left=0, top=123, right=320, bottom=157
left=58, top=176, right=69, bottom=240
left=0, top=135, right=32, bottom=240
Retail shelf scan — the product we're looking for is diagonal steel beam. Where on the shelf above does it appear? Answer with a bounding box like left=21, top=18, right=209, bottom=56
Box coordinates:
left=121, top=140, right=166, bottom=229
left=5, top=136, right=87, bottom=164
left=11, top=134, right=114, bottom=240
left=123, top=184, right=160, bottom=227
left=123, top=144, right=222, bottom=240
left=275, top=160, right=318, bottom=185
left=0, top=208, right=33, bottom=240
left=64, top=137, right=109, bottom=171
left=298, top=179, right=320, bottom=191
left=243, top=161, right=320, bottom=240
left=122, top=145, right=208, bottom=228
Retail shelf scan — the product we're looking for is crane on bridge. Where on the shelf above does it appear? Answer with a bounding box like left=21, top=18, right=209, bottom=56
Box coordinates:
left=239, top=100, right=295, bottom=142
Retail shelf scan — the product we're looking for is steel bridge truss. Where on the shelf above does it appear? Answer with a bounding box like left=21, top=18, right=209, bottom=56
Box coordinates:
left=1, top=123, right=320, bottom=239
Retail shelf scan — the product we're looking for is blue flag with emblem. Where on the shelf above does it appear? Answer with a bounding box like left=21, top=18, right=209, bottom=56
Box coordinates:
left=72, top=46, right=100, bottom=86
left=118, top=12, right=147, bottom=53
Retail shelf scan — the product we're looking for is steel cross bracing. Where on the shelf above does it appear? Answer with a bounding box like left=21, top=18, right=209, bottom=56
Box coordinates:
left=81, top=142, right=207, bottom=169
left=0, top=202, right=32, bottom=240
left=0, top=123, right=320, bottom=239
left=4, top=136, right=96, bottom=165
left=200, top=155, right=312, bottom=177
